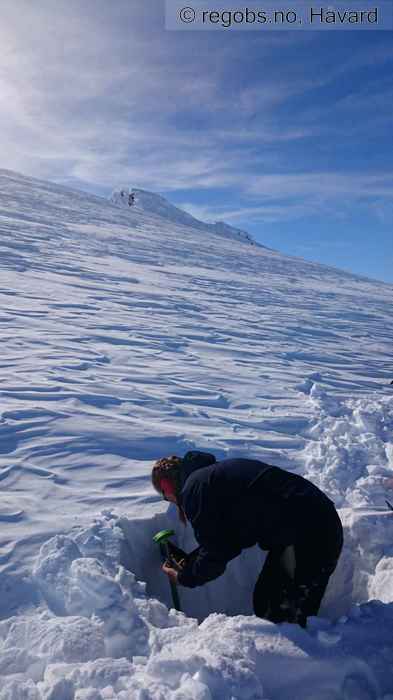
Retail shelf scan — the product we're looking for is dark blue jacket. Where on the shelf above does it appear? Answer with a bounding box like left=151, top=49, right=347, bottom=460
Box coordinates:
left=177, top=452, right=334, bottom=588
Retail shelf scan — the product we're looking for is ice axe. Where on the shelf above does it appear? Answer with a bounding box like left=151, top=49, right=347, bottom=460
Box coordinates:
left=153, top=529, right=182, bottom=612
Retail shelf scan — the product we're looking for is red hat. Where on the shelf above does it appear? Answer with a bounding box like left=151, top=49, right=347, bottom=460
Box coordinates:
left=151, top=455, right=182, bottom=496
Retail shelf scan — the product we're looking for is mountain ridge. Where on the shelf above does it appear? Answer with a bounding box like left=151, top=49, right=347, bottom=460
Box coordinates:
left=0, top=168, right=391, bottom=289
left=110, top=186, right=258, bottom=247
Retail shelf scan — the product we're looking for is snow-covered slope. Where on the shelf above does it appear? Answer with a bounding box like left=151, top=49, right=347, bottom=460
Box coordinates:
left=111, top=186, right=256, bottom=245
left=1, top=168, right=393, bottom=699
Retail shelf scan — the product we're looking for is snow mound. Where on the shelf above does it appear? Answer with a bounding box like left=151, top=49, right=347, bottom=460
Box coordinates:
left=300, top=385, right=393, bottom=508
left=33, top=522, right=150, bottom=661
left=110, top=188, right=256, bottom=245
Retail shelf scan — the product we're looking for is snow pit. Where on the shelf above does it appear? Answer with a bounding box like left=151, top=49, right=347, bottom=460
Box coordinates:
left=118, top=499, right=393, bottom=624
left=0, top=507, right=392, bottom=698
left=118, top=506, right=265, bottom=622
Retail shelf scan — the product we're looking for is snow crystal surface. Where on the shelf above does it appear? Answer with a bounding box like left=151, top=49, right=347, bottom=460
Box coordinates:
left=1, top=169, right=393, bottom=698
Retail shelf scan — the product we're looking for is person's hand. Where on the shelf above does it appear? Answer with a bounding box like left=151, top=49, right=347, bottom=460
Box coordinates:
left=162, top=562, right=178, bottom=583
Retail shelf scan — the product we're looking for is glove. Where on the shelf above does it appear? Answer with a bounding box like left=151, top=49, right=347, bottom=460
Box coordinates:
left=165, top=542, right=202, bottom=572
left=166, top=541, right=188, bottom=571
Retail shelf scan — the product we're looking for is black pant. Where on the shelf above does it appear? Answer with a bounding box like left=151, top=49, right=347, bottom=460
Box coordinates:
left=253, top=499, right=343, bottom=627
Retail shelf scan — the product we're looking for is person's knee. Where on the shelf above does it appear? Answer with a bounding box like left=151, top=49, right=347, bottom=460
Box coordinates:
left=280, top=545, right=296, bottom=579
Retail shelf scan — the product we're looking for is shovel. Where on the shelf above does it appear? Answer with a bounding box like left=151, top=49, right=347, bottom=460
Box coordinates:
left=153, top=529, right=182, bottom=612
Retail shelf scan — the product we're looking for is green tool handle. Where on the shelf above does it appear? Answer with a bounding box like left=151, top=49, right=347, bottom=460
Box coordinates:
left=159, top=542, right=181, bottom=612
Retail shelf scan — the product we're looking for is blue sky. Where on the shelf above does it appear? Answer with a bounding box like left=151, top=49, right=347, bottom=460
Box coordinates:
left=1, top=1, right=392, bottom=282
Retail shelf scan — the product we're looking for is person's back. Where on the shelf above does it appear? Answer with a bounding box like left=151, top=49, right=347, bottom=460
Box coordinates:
left=181, top=458, right=334, bottom=552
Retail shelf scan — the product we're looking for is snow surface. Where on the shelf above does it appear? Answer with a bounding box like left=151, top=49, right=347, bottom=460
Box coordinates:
left=1, top=168, right=393, bottom=699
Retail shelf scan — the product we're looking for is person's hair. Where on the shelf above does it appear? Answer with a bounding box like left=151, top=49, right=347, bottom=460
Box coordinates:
left=151, top=455, right=182, bottom=494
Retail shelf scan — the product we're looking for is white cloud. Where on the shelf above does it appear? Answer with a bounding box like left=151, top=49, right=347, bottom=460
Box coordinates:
left=248, top=172, right=393, bottom=200
left=180, top=199, right=314, bottom=225
left=179, top=171, right=393, bottom=226
left=0, top=0, right=316, bottom=190
left=0, top=0, right=392, bottom=229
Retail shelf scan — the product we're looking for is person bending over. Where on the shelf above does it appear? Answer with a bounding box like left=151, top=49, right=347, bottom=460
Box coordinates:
left=152, top=451, right=343, bottom=628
